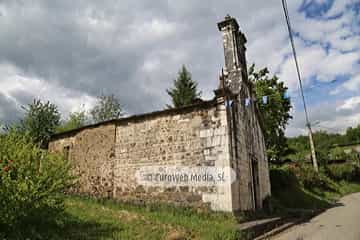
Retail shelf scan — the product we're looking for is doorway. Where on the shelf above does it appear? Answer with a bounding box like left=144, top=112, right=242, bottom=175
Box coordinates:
left=251, top=157, right=260, bottom=210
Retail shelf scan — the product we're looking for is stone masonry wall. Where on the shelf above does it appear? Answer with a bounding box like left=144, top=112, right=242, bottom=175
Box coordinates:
left=220, top=87, right=271, bottom=211
left=49, top=101, right=234, bottom=211
left=113, top=101, right=233, bottom=211
left=230, top=86, right=271, bottom=211
left=49, top=123, right=116, bottom=197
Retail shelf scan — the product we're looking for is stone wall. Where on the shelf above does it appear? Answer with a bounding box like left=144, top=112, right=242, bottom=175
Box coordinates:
left=229, top=87, right=271, bottom=211
left=113, top=100, right=233, bottom=211
left=49, top=123, right=116, bottom=197
left=49, top=100, right=235, bottom=211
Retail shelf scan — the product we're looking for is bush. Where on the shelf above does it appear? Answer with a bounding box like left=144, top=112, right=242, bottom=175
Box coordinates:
left=298, top=165, right=336, bottom=191
left=329, top=147, right=348, bottom=161
left=272, top=164, right=337, bottom=192
left=269, top=166, right=299, bottom=192
left=325, top=163, right=360, bottom=182
left=0, top=130, right=74, bottom=231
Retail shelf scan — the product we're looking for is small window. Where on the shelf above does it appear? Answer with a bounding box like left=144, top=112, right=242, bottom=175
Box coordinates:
left=63, top=146, right=70, bottom=160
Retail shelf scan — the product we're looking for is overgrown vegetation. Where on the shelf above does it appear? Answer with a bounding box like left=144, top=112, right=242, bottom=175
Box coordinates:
left=0, top=130, right=74, bottom=238
left=286, top=125, right=360, bottom=164
left=270, top=162, right=360, bottom=211
left=265, top=115, right=360, bottom=212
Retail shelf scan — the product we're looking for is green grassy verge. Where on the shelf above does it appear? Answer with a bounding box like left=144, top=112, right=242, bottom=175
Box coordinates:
left=270, top=165, right=360, bottom=211
left=272, top=180, right=360, bottom=210
left=3, top=195, right=242, bottom=240
left=4, top=163, right=360, bottom=239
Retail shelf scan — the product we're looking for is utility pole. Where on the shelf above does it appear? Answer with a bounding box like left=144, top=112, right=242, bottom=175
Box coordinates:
left=281, top=0, right=319, bottom=172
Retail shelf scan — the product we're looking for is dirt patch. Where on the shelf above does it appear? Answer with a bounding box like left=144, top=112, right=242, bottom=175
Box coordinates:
left=118, top=210, right=143, bottom=222
left=165, top=229, right=187, bottom=240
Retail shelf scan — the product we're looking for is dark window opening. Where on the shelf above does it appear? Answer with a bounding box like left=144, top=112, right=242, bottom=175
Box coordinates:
left=63, top=146, right=70, bottom=160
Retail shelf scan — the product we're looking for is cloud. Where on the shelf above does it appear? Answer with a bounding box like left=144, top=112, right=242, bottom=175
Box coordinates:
left=287, top=95, right=360, bottom=136
left=0, top=0, right=358, bottom=136
left=0, top=62, right=97, bottom=123
left=344, top=74, right=360, bottom=90
left=0, top=92, right=22, bottom=126
left=337, top=96, right=360, bottom=111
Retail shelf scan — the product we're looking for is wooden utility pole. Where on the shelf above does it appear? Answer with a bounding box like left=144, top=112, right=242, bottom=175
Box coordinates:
left=307, top=124, right=319, bottom=172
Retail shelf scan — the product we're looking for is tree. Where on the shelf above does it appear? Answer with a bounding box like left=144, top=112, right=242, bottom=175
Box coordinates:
left=249, top=64, right=292, bottom=162
left=56, top=110, right=87, bottom=133
left=345, top=124, right=360, bottom=143
left=167, top=65, right=202, bottom=108
left=90, top=94, right=123, bottom=123
left=20, top=99, right=61, bottom=148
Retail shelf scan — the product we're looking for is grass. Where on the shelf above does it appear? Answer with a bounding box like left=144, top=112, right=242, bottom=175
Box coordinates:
left=3, top=164, right=360, bottom=240
left=270, top=164, right=360, bottom=212
left=1, top=195, right=243, bottom=240
left=310, top=180, right=360, bottom=203
left=271, top=184, right=332, bottom=210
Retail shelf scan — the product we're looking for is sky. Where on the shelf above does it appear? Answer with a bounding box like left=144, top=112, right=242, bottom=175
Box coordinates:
left=0, top=0, right=359, bottom=136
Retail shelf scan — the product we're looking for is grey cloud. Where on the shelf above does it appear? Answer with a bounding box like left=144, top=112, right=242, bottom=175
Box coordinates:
left=0, top=0, right=358, bottom=137
left=0, top=0, right=238, bottom=115
left=0, top=93, right=23, bottom=125
left=10, top=89, right=34, bottom=107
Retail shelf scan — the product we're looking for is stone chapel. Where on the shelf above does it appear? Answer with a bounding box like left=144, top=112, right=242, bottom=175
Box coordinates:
left=49, top=15, right=271, bottom=212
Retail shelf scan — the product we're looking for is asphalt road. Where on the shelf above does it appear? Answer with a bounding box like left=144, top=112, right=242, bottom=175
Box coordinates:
left=273, top=192, right=360, bottom=240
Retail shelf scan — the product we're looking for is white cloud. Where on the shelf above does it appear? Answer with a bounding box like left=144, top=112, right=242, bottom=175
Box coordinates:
left=344, top=74, right=360, bottom=91
left=287, top=95, right=360, bottom=137
left=0, top=62, right=97, bottom=118
left=337, top=96, right=360, bottom=111
left=275, top=0, right=360, bottom=101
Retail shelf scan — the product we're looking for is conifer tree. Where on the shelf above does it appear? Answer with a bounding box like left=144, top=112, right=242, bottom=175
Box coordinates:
left=167, top=65, right=202, bottom=108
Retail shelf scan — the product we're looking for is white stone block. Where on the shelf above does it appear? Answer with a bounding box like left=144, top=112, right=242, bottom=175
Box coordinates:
left=200, top=130, right=207, bottom=138
left=212, top=136, right=221, bottom=146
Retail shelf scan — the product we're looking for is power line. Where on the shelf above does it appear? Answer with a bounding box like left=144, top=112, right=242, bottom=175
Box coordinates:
left=282, top=0, right=310, bottom=125
left=281, top=0, right=319, bottom=172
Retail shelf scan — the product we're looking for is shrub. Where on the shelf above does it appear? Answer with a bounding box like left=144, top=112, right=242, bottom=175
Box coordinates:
left=325, top=163, right=360, bottom=182
left=297, top=165, right=336, bottom=191
left=0, top=130, right=74, bottom=230
left=329, top=147, right=348, bottom=161
left=316, top=148, right=330, bottom=166
left=269, top=166, right=299, bottom=192
left=272, top=164, right=337, bottom=192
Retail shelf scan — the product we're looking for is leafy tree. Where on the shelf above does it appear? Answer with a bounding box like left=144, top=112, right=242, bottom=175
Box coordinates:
left=90, top=94, right=123, bottom=123
left=167, top=65, right=202, bottom=108
left=56, top=110, right=87, bottom=133
left=249, top=64, right=292, bottom=162
left=345, top=124, right=360, bottom=143
left=20, top=99, right=61, bottom=148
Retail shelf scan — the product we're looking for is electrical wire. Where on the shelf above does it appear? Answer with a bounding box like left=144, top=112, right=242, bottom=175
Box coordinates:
left=281, top=0, right=311, bottom=126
